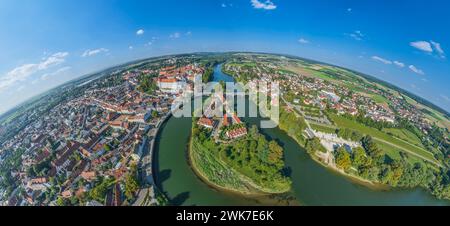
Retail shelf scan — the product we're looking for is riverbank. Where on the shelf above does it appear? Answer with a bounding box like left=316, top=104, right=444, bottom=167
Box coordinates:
left=187, top=135, right=270, bottom=197
left=142, top=112, right=173, bottom=205
left=311, top=154, right=389, bottom=190
left=188, top=129, right=293, bottom=195
left=277, top=108, right=388, bottom=190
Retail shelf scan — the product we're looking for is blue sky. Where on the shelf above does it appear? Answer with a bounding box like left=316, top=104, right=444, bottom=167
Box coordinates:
left=0, top=0, right=449, bottom=114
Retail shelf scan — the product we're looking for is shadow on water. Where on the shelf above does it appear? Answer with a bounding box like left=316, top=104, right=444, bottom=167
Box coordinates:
left=158, top=169, right=172, bottom=185
left=171, top=192, right=191, bottom=206
left=282, top=167, right=292, bottom=178
left=152, top=118, right=169, bottom=193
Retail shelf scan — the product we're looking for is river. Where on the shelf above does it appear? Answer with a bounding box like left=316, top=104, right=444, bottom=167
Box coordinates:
left=154, top=64, right=450, bottom=206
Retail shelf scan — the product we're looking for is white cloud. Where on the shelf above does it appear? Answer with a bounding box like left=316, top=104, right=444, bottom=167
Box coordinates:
left=348, top=30, right=364, bottom=41
left=221, top=3, right=233, bottom=7
left=251, top=0, right=277, bottom=10
left=410, top=40, right=446, bottom=59
left=371, top=56, right=392, bottom=65
left=298, top=38, right=309, bottom=44
left=16, top=85, right=26, bottom=92
left=0, top=52, right=69, bottom=90
left=393, top=61, right=405, bottom=68
left=371, top=56, right=425, bottom=75
left=136, top=29, right=145, bottom=35
left=41, top=66, right=71, bottom=80
left=169, top=32, right=181, bottom=39
left=81, top=48, right=109, bottom=57
left=38, top=52, right=68, bottom=70
left=430, top=40, right=445, bottom=58
left=410, top=41, right=433, bottom=52
left=0, top=64, right=38, bottom=90
left=409, top=65, right=425, bottom=75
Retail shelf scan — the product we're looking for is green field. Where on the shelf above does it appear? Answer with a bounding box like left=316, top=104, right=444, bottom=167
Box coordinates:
left=305, top=68, right=335, bottom=81
left=190, top=137, right=252, bottom=192
left=373, top=141, right=423, bottom=165
left=383, top=128, right=424, bottom=148
left=342, top=82, right=367, bottom=93
left=371, top=94, right=390, bottom=104
left=328, top=114, right=438, bottom=165
left=310, top=123, right=337, bottom=134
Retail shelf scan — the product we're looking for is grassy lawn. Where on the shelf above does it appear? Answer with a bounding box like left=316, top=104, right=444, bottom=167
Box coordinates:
left=304, top=68, right=336, bottom=81
left=342, top=82, right=367, bottom=93
left=374, top=141, right=423, bottom=165
left=383, top=128, right=424, bottom=148
left=371, top=94, right=390, bottom=104
left=190, top=137, right=250, bottom=192
left=310, top=123, right=337, bottom=134
left=329, top=114, right=437, bottom=163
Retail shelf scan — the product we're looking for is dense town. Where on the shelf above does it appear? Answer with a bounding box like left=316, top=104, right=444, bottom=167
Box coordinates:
left=0, top=58, right=205, bottom=206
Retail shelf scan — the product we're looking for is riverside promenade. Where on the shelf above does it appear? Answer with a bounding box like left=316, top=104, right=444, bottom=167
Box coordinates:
left=133, top=112, right=172, bottom=206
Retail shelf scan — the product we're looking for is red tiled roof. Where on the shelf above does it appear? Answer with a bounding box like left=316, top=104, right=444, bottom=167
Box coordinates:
left=198, top=117, right=213, bottom=127
left=223, top=114, right=229, bottom=126
left=226, top=127, right=247, bottom=139
left=158, top=78, right=178, bottom=83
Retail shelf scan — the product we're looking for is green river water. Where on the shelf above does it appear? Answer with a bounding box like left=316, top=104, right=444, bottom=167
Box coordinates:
left=154, top=64, right=450, bottom=206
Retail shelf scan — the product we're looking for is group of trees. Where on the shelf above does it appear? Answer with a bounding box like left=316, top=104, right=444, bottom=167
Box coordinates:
left=202, top=67, right=214, bottom=83
left=305, top=137, right=327, bottom=155
left=335, top=147, right=352, bottom=171
left=336, top=128, right=363, bottom=142
left=331, top=135, right=446, bottom=190
left=192, top=119, right=291, bottom=192
left=0, top=148, right=27, bottom=196
left=278, top=107, right=307, bottom=145
left=137, top=74, right=158, bottom=94
left=124, top=164, right=140, bottom=201
left=340, top=112, right=394, bottom=130
left=88, top=177, right=115, bottom=203
left=221, top=125, right=291, bottom=191
left=333, top=137, right=404, bottom=186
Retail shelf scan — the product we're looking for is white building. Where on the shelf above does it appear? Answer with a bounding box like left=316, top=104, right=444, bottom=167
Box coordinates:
left=157, top=78, right=185, bottom=93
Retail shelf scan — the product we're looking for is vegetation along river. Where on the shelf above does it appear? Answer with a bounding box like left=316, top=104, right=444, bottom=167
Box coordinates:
left=154, top=64, right=450, bottom=206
